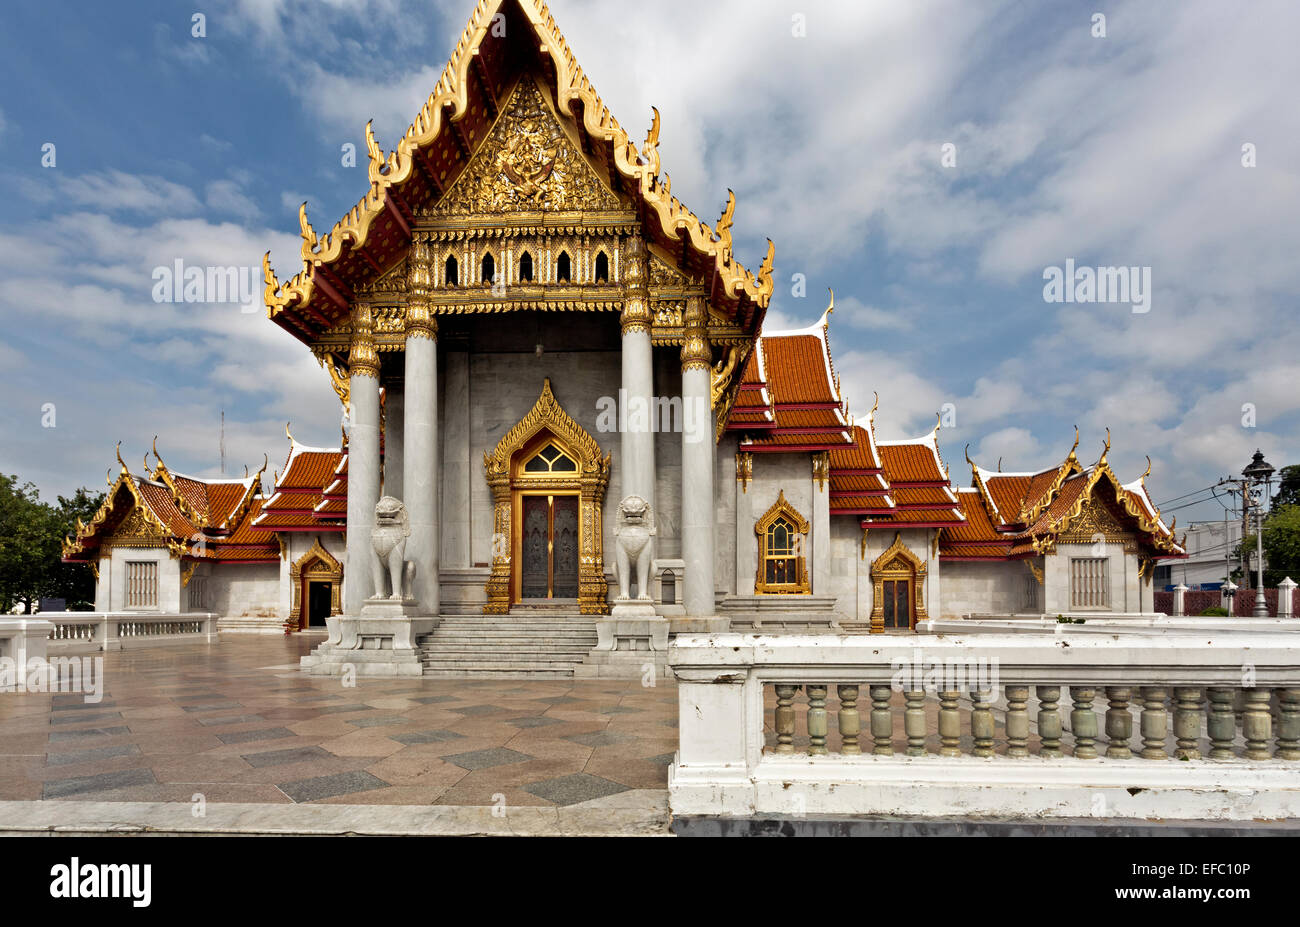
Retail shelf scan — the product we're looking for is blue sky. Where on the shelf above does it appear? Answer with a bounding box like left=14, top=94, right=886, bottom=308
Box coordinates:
left=1, top=0, right=1296, bottom=527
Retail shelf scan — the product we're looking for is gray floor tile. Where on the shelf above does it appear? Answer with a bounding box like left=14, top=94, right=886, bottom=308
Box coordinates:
left=241, top=746, right=333, bottom=768
left=565, top=731, right=637, bottom=748
left=216, top=727, right=296, bottom=745
left=43, top=768, right=156, bottom=799
left=443, top=747, right=533, bottom=770
left=48, top=726, right=130, bottom=742
left=348, top=717, right=411, bottom=728
left=46, top=744, right=142, bottom=767
left=523, top=773, right=629, bottom=806
left=390, top=729, right=465, bottom=745
left=505, top=716, right=562, bottom=729
left=279, top=770, right=389, bottom=803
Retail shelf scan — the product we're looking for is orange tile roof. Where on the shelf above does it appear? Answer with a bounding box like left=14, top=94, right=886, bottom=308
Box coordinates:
left=879, top=442, right=947, bottom=484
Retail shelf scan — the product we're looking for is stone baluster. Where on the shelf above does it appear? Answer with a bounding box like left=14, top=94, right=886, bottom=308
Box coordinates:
left=1275, top=688, right=1300, bottom=760
left=807, top=685, right=828, bottom=755
left=1139, top=687, right=1168, bottom=760
left=971, top=689, right=995, bottom=757
left=938, top=690, right=962, bottom=757
left=1005, top=686, right=1030, bottom=757
left=774, top=684, right=799, bottom=754
left=904, top=690, right=926, bottom=756
left=1207, top=687, right=1236, bottom=759
left=837, top=685, right=861, bottom=755
left=1069, top=687, right=1099, bottom=759
left=1173, top=687, right=1203, bottom=759
left=1242, top=688, right=1272, bottom=761
left=870, top=685, right=893, bottom=756
left=1104, top=687, right=1133, bottom=759
left=1036, top=686, right=1063, bottom=758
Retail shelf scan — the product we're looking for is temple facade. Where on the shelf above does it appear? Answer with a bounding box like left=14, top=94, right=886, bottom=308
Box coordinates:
left=63, top=0, right=1185, bottom=673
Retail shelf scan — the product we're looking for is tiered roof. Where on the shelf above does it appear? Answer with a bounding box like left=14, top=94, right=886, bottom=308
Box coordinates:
left=727, top=304, right=1184, bottom=560
left=251, top=434, right=347, bottom=533
left=728, top=300, right=963, bottom=531
left=62, top=443, right=278, bottom=565
left=948, top=434, right=1187, bottom=561
left=263, top=0, right=774, bottom=346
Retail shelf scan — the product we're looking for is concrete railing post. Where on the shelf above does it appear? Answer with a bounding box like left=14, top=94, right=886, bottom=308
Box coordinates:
left=1172, top=583, right=1189, bottom=617
left=1279, top=577, right=1297, bottom=620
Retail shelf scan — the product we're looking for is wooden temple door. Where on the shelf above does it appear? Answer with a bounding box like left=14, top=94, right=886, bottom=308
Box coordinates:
left=519, top=494, right=580, bottom=601
left=881, top=578, right=914, bottom=630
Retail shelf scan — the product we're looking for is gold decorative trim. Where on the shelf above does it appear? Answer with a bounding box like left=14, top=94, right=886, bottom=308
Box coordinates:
left=754, top=490, right=810, bottom=595
left=812, top=452, right=830, bottom=492
left=680, top=296, right=711, bottom=371
left=181, top=562, right=198, bottom=588
left=1026, top=559, right=1044, bottom=586
left=405, top=236, right=436, bottom=340
left=620, top=235, right=651, bottom=335
left=869, top=532, right=929, bottom=633
left=482, top=378, right=610, bottom=614
left=349, top=303, right=379, bottom=378
left=264, top=1, right=774, bottom=327
left=735, top=451, right=752, bottom=493
left=289, top=539, right=344, bottom=631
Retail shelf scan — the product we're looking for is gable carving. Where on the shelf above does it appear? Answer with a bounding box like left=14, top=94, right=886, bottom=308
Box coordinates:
left=431, top=81, right=621, bottom=216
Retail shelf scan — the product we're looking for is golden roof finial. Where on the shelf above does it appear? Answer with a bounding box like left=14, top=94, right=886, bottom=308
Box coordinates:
left=933, top=411, right=942, bottom=434
left=1169, top=514, right=1177, bottom=534
left=869, top=391, right=879, bottom=418
left=1067, top=425, right=1080, bottom=461
left=106, top=468, right=114, bottom=488
left=964, top=443, right=976, bottom=471
left=716, top=189, right=735, bottom=240
left=1100, top=427, right=1111, bottom=466
left=1141, top=455, right=1152, bottom=482
left=758, top=239, right=775, bottom=291
left=642, top=106, right=661, bottom=177
left=286, top=422, right=294, bottom=445
left=821, top=288, right=834, bottom=325
left=115, top=442, right=128, bottom=475
left=998, top=457, right=1004, bottom=473
left=298, top=202, right=317, bottom=253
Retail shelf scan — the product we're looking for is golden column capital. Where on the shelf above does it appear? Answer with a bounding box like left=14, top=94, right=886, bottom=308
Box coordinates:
left=681, top=295, right=711, bottom=371
left=349, top=302, right=379, bottom=379
left=620, top=234, right=651, bottom=335
left=406, top=236, right=437, bottom=341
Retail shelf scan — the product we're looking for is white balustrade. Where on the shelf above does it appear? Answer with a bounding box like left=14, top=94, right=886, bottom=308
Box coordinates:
left=669, top=630, right=1300, bottom=821
left=40, top=613, right=218, bottom=654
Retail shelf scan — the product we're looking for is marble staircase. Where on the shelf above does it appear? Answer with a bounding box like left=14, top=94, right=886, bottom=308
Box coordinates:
left=417, top=614, right=597, bottom=678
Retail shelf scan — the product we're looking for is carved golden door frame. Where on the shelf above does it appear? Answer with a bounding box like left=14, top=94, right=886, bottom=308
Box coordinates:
left=870, top=532, right=929, bottom=633
left=754, top=490, right=811, bottom=595
left=484, top=379, right=610, bottom=615
left=289, top=539, right=343, bottom=631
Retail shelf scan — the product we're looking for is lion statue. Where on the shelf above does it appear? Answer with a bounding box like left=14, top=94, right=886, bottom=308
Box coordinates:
left=371, top=496, right=416, bottom=600
left=614, top=495, right=655, bottom=601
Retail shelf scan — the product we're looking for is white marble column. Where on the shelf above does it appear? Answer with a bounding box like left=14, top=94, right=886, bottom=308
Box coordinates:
left=404, top=237, right=440, bottom=615
left=344, top=303, right=381, bottom=615
left=681, top=297, right=716, bottom=616
left=620, top=236, right=656, bottom=517
left=812, top=452, right=830, bottom=594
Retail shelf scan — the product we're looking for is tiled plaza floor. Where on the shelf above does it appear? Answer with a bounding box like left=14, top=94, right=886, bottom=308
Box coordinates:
left=0, top=635, right=679, bottom=810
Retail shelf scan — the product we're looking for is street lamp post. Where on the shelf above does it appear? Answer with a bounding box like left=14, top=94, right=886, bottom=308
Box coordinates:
left=1242, top=449, right=1275, bottom=618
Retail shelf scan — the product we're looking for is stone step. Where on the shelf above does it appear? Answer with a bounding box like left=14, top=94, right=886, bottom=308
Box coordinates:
left=421, top=670, right=576, bottom=679
left=417, top=614, right=598, bottom=678
left=423, top=631, right=595, bottom=639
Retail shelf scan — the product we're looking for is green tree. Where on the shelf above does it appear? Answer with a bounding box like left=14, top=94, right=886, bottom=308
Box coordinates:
left=1242, top=503, right=1300, bottom=588
left=1273, top=465, right=1300, bottom=509
left=0, top=475, right=103, bottom=613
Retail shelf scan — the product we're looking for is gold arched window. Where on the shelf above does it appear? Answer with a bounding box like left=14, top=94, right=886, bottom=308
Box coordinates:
left=522, top=442, right=577, bottom=474
left=755, top=490, right=810, bottom=594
